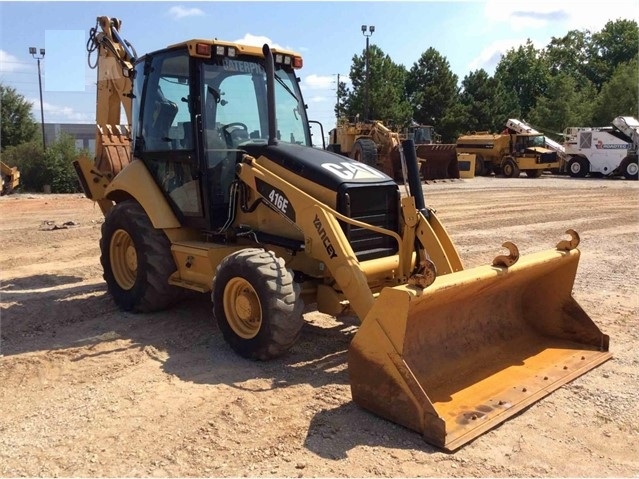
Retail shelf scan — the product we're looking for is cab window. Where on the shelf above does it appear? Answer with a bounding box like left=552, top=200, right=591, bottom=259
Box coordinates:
left=137, top=49, right=202, bottom=217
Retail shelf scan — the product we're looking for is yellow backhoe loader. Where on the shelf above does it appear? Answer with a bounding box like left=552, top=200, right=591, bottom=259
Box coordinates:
left=75, top=16, right=611, bottom=451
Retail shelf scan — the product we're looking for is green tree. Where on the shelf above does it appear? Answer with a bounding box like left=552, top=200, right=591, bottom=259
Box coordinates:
left=587, top=19, right=639, bottom=91
left=1, top=141, right=46, bottom=191
left=494, top=40, right=550, bottom=118
left=2, top=133, right=83, bottom=193
left=340, top=45, right=412, bottom=126
left=527, top=73, right=597, bottom=140
left=405, top=47, right=459, bottom=139
left=334, top=80, right=350, bottom=120
left=592, top=58, right=639, bottom=125
left=43, top=133, right=83, bottom=193
left=0, top=84, right=38, bottom=150
left=545, top=29, right=591, bottom=82
left=458, top=69, right=520, bottom=134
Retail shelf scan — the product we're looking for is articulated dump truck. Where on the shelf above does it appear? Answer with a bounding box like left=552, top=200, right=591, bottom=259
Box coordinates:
left=75, top=16, right=611, bottom=451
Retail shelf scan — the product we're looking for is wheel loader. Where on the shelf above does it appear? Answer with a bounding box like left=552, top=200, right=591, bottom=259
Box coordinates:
left=327, top=118, right=403, bottom=180
left=403, top=124, right=459, bottom=180
left=75, top=16, right=611, bottom=451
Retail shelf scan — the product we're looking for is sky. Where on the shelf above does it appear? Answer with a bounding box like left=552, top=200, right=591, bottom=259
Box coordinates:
left=1, top=0, right=637, bottom=137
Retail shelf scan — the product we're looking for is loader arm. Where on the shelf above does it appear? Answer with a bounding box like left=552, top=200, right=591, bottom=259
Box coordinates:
left=236, top=155, right=407, bottom=320
left=236, top=151, right=466, bottom=320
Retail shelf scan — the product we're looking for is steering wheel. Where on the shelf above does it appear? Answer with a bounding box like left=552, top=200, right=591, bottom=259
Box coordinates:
left=221, top=122, right=249, bottom=147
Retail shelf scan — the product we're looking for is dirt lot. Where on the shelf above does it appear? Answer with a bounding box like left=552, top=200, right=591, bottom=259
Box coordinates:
left=1, top=175, right=638, bottom=477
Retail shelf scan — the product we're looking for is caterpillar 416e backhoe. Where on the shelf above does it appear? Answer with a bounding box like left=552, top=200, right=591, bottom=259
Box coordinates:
left=75, top=16, right=611, bottom=451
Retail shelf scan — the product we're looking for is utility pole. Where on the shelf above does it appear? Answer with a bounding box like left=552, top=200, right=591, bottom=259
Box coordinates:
left=29, top=47, right=46, bottom=151
left=361, top=25, right=375, bottom=121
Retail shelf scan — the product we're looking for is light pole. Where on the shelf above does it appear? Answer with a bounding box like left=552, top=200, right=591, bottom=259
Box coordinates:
left=29, top=47, right=46, bottom=151
left=361, top=25, right=374, bottom=121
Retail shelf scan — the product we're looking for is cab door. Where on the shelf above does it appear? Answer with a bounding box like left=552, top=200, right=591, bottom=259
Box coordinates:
left=134, top=48, right=206, bottom=229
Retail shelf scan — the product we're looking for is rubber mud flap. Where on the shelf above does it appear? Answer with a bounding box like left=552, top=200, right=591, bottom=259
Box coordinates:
left=347, top=248, right=611, bottom=451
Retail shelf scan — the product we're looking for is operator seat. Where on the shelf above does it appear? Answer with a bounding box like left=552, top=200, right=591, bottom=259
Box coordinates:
left=145, top=87, right=178, bottom=151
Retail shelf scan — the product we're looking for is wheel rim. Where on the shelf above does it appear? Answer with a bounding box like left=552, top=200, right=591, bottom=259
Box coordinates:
left=570, top=162, right=581, bottom=174
left=627, top=162, right=638, bottom=176
left=110, top=229, right=137, bottom=290
left=503, top=163, right=513, bottom=176
left=223, top=277, right=262, bottom=339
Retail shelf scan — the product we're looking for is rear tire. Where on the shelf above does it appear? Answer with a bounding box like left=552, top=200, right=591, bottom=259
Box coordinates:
left=525, top=169, right=543, bottom=178
left=501, top=158, right=520, bottom=178
left=474, top=155, right=488, bottom=176
left=351, top=138, right=378, bottom=168
left=212, top=248, right=304, bottom=360
left=100, top=200, right=181, bottom=312
left=620, top=156, right=638, bottom=180
left=568, top=157, right=589, bottom=178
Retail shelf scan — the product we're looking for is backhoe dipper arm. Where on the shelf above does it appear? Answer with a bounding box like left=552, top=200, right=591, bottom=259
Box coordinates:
left=75, top=16, right=137, bottom=215
left=91, top=16, right=136, bottom=181
left=92, top=16, right=135, bottom=129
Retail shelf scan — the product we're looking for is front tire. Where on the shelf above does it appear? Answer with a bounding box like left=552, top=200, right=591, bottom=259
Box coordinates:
left=568, top=157, right=589, bottom=178
left=501, top=158, right=520, bottom=178
left=620, top=156, right=638, bottom=180
left=351, top=138, right=378, bottom=168
left=212, top=249, right=304, bottom=360
left=525, top=169, right=543, bottom=178
left=100, top=200, right=181, bottom=312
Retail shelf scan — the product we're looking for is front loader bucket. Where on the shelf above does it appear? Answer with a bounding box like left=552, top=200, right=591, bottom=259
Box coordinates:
left=348, top=248, right=610, bottom=451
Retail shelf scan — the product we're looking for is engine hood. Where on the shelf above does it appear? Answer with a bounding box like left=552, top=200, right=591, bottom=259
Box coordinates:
left=527, top=146, right=553, bottom=155
left=241, top=141, right=396, bottom=190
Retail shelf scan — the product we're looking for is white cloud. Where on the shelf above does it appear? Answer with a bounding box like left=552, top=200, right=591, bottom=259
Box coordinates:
left=469, top=0, right=638, bottom=74
left=0, top=50, right=28, bottom=73
left=29, top=98, right=91, bottom=123
left=233, top=34, right=286, bottom=51
left=167, top=5, right=205, bottom=20
left=483, top=0, right=637, bottom=32
left=467, top=38, right=544, bottom=72
left=303, top=74, right=335, bottom=90
left=307, top=95, right=329, bottom=104
left=483, top=1, right=569, bottom=31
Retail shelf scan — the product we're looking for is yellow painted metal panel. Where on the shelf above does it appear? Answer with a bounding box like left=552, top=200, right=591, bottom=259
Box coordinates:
left=348, top=248, right=610, bottom=451
left=106, top=160, right=180, bottom=229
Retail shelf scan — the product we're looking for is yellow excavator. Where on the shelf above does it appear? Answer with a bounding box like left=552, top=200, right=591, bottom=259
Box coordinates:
left=75, top=16, right=610, bottom=451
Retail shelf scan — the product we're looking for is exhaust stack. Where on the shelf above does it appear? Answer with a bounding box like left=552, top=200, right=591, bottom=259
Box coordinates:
left=262, top=44, right=278, bottom=146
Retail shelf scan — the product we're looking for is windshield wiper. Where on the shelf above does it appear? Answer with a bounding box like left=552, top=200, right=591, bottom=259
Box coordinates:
left=274, top=73, right=299, bottom=102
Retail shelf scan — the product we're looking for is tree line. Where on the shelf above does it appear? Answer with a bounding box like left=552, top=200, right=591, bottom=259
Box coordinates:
left=1, top=84, right=85, bottom=193
left=2, top=19, right=636, bottom=192
left=335, top=19, right=638, bottom=143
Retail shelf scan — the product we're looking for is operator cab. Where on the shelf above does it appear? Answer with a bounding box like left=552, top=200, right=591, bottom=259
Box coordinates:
left=131, top=42, right=310, bottom=230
